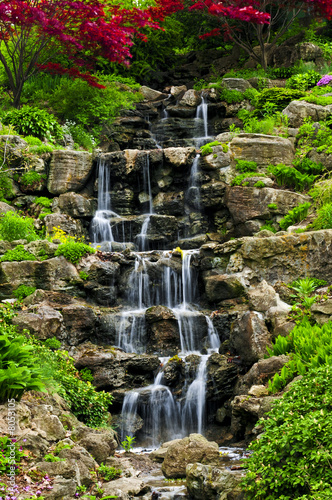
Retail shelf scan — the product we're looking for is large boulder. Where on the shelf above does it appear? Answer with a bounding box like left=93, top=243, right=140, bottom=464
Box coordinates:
left=163, top=146, right=196, bottom=168
left=224, top=187, right=310, bottom=225
left=205, top=273, right=246, bottom=303
left=0, top=257, right=80, bottom=299
left=75, top=428, right=117, bottom=464
left=54, top=192, right=96, bottom=218
left=102, top=477, right=148, bottom=498
left=282, top=100, right=332, bottom=128
left=47, top=150, right=93, bottom=194
left=238, top=355, right=291, bottom=393
left=43, top=213, right=85, bottom=239
left=229, top=134, right=294, bottom=166
left=222, top=78, right=252, bottom=92
left=186, top=463, right=244, bottom=500
left=248, top=280, right=278, bottom=312
left=229, top=311, right=272, bottom=365
left=153, top=191, right=184, bottom=215
left=161, top=434, right=219, bottom=478
left=179, top=89, right=201, bottom=107
left=145, top=305, right=179, bottom=354
left=12, top=305, right=65, bottom=340
left=61, top=304, right=97, bottom=345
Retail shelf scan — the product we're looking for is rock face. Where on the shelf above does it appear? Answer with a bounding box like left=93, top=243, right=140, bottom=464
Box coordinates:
left=229, top=134, right=294, bottom=166
left=161, top=434, right=219, bottom=478
left=186, top=463, right=245, bottom=500
left=282, top=100, right=332, bottom=127
left=47, top=150, right=93, bottom=194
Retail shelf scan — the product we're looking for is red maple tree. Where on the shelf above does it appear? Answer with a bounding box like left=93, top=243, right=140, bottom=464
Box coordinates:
left=0, top=0, right=183, bottom=107
left=191, top=0, right=332, bottom=69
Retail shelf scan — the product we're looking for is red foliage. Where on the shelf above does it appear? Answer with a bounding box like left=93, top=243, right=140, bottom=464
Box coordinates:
left=0, top=0, right=184, bottom=103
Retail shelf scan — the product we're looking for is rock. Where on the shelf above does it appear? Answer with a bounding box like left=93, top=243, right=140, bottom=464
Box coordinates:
left=201, top=147, right=231, bottom=171
left=12, top=305, right=64, bottom=340
left=36, top=459, right=80, bottom=481
left=77, top=430, right=117, bottom=464
left=205, top=274, right=246, bottom=303
left=161, top=434, right=219, bottom=478
left=43, top=213, right=85, bottom=239
left=239, top=355, right=291, bottom=392
left=102, top=477, right=148, bottom=497
left=25, top=240, right=59, bottom=260
left=186, top=463, right=244, bottom=500
left=47, top=150, right=93, bottom=194
left=0, top=201, right=15, bottom=214
left=163, top=146, right=196, bottom=168
left=54, top=192, right=95, bottom=218
left=237, top=176, right=274, bottom=188
left=311, top=298, right=332, bottom=324
left=229, top=134, right=294, bottom=166
left=61, top=304, right=97, bottom=345
left=170, top=85, right=187, bottom=97
left=206, top=353, right=238, bottom=402
left=224, top=187, right=310, bottom=226
left=222, top=78, right=252, bottom=92
left=179, top=89, right=201, bottom=107
left=200, top=181, right=226, bottom=209
left=0, top=257, right=80, bottom=299
left=231, top=393, right=279, bottom=439
left=153, top=191, right=184, bottom=215
left=248, top=280, right=278, bottom=312
left=248, top=385, right=268, bottom=397
left=18, top=430, right=50, bottom=458
left=177, top=234, right=208, bottom=249
left=230, top=311, right=271, bottom=365
left=140, top=86, right=165, bottom=101
left=42, top=477, right=77, bottom=500
left=282, top=100, right=332, bottom=127
left=58, top=446, right=98, bottom=486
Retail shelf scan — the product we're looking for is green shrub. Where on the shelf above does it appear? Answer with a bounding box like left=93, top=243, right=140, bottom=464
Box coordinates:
left=0, top=212, right=39, bottom=242
left=253, top=87, right=306, bottom=111
left=24, top=135, right=43, bottom=146
left=20, top=171, right=45, bottom=188
left=79, top=367, right=94, bottom=383
left=301, top=94, right=332, bottom=105
left=62, top=121, right=96, bottom=151
left=268, top=203, right=278, bottom=210
left=0, top=245, right=37, bottom=262
left=0, top=436, right=25, bottom=474
left=34, top=197, right=52, bottom=208
left=0, top=173, right=14, bottom=202
left=293, top=157, right=325, bottom=175
left=285, top=70, right=321, bottom=91
left=30, top=144, right=55, bottom=154
left=44, top=454, right=64, bottom=463
left=200, top=141, right=227, bottom=156
left=311, top=202, right=332, bottom=230
left=13, top=285, right=36, bottom=300
left=268, top=66, right=294, bottom=79
left=0, top=333, right=46, bottom=403
left=79, top=270, right=89, bottom=281
left=55, top=241, right=95, bottom=265
left=242, top=87, right=260, bottom=101
left=121, top=435, right=136, bottom=452
left=235, top=159, right=258, bottom=173
left=254, top=180, right=265, bottom=188
left=242, top=365, right=332, bottom=500
left=260, top=222, right=277, bottom=233
left=44, top=338, right=61, bottom=350
left=231, top=172, right=266, bottom=186
left=98, top=464, right=122, bottom=481
left=219, top=88, right=244, bottom=103
left=3, top=106, right=62, bottom=140
left=279, top=202, right=311, bottom=230
left=268, top=164, right=317, bottom=191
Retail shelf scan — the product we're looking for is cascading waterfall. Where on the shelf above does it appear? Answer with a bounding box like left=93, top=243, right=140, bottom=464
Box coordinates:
left=92, top=91, right=223, bottom=447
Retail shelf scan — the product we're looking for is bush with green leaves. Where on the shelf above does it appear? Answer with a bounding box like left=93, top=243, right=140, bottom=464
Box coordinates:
left=13, top=285, right=36, bottom=300
left=301, top=93, right=332, bottom=106
left=311, top=202, right=332, bottom=230
left=0, top=245, right=37, bottom=262
left=0, top=172, right=14, bottom=202
left=20, top=171, right=46, bottom=188
left=296, top=119, right=332, bottom=156
left=293, top=157, right=325, bottom=175
left=62, top=120, right=96, bottom=151
left=34, top=197, right=52, bottom=208
left=0, top=333, right=46, bottom=403
left=231, top=172, right=266, bottom=186
left=200, top=141, right=228, bottom=156
left=252, top=87, right=306, bottom=111
left=3, top=106, right=62, bottom=140
left=285, top=70, right=321, bottom=91
left=98, top=464, right=122, bottom=481
left=44, top=454, right=65, bottom=463
left=268, top=164, right=317, bottom=191
left=219, top=88, right=244, bottom=103
left=241, top=365, right=332, bottom=500
left=254, top=180, right=266, bottom=188
left=121, top=435, right=136, bottom=452
left=235, top=159, right=258, bottom=173
left=0, top=436, right=25, bottom=475
left=279, top=202, right=312, bottom=230
left=44, top=337, right=61, bottom=350
left=55, top=241, right=95, bottom=265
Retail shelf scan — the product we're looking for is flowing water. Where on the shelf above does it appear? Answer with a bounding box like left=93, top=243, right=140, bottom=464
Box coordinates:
left=92, top=93, right=223, bottom=448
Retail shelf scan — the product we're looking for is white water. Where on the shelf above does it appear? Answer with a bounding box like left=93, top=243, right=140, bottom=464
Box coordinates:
left=137, top=153, right=154, bottom=251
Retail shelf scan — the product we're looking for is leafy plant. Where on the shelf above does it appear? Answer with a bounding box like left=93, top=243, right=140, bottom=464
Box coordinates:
left=0, top=211, right=38, bottom=242
left=20, top=170, right=46, bottom=188
left=0, top=172, right=15, bottom=202
left=286, top=70, right=321, bottom=91
left=3, top=106, right=62, bottom=140
left=0, top=436, right=25, bottom=474
left=268, top=203, right=278, bottom=210
left=0, top=245, right=37, bottom=262
left=231, top=172, right=266, bottom=186
left=253, top=87, right=306, bottom=111
left=311, top=202, right=332, bottom=230
left=260, top=223, right=277, bottom=233
left=79, top=271, right=89, bottom=281
left=254, top=180, right=265, bottom=188
left=279, top=202, right=311, bottom=231
left=200, top=141, right=227, bottom=156
left=268, top=164, right=317, bottom=191
left=288, top=277, right=326, bottom=300
left=235, top=159, right=258, bottom=173
left=0, top=333, right=46, bottom=403
left=301, top=94, right=332, bottom=105
left=44, top=338, right=61, bottom=350
left=13, top=285, right=36, bottom=300
left=242, top=365, right=332, bottom=499
left=44, top=453, right=65, bottom=462
left=121, top=435, right=135, bottom=452
left=98, top=463, right=122, bottom=481
left=79, top=367, right=94, bottom=383
left=55, top=241, right=95, bottom=265
left=34, top=197, right=52, bottom=208
left=219, top=88, right=244, bottom=103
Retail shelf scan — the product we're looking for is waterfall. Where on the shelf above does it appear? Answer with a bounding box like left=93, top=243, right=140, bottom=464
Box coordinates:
left=137, top=153, right=153, bottom=251
left=182, top=355, right=208, bottom=435
left=195, top=95, right=209, bottom=144
left=186, top=154, right=201, bottom=210
left=91, top=159, right=115, bottom=245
